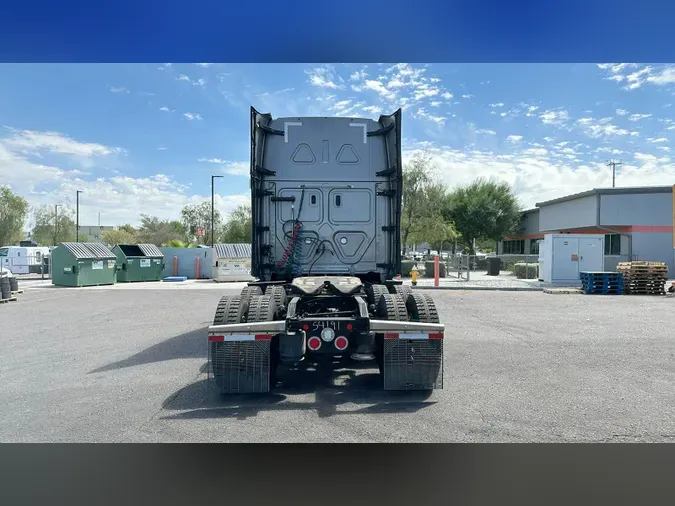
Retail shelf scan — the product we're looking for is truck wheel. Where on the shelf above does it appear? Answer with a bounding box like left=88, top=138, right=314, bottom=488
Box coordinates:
left=405, top=293, right=440, bottom=323
left=213, top=295, right=249, bottom=325
left=266, top=285, right=288, bottom=309
left=211, top=295, right=249, bottom=389
left=240, top=285, right=263, bottom=303
left=366, top=283, right=389, bottom=306
left=246, top=294, right=279, bottom=322
left=393, top=284, right=412, bottom=301
left=377, top=293, right=409, bottom=321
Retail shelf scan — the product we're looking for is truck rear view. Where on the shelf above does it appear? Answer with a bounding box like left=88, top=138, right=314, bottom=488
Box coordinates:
left=207, top=107, right=445, bottom=394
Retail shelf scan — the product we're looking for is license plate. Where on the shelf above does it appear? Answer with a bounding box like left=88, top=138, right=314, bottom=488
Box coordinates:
left=312, top=320, right=341, bottom=332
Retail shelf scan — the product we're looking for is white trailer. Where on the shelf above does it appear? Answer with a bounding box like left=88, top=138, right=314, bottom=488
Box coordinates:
left=0, top=246, right=50, bottom=275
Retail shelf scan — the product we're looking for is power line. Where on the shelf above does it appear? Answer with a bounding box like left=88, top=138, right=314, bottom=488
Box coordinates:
left=606, top=159, right=623, bottom=188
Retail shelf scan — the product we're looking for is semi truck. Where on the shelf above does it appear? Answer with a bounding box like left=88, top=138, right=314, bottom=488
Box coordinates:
left=206, top=107, right=445, bottom=393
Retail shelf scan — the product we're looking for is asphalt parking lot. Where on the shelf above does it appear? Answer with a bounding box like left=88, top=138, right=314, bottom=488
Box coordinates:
left=1, top=285, right=675, bottom=442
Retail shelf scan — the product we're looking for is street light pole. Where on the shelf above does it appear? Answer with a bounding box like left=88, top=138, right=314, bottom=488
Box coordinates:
left=54, top=204, right=61, bottom=246
left=76, top=190, right=83, bottom=242
left=211, top=175, right=223, bottom=247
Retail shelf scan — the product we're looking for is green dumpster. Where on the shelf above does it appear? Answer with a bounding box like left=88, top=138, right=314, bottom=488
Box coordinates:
left=51, top=242, right=117, bottom=287
left=112, top=244, right=165, bottom=282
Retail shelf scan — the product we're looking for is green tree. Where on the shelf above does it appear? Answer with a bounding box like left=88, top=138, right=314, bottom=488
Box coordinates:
left=180, top=201, right=222, bottom=245
left=219, top=203, right=251, bottom=243
left=407, top=180, right=458, bottom=251
left=100, top=228, right=137, bottom=246
left=31, top=204, right=76, bottom=246
left=443, top=177, right=522, bottom=254
left=135, top=215, right=185, bottom=245
left=401, top=152, right=440, bottom=252
left=0, top=187, right=29, bottom=246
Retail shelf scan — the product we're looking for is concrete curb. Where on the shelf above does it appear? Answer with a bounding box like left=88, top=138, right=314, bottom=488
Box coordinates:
left=411, top=285, right=543, bottom=292
left=543, top=288, right=584, bottom=295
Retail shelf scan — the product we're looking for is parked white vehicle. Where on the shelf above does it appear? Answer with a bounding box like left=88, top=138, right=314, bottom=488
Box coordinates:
left=0, top=246, right=50, bottom=274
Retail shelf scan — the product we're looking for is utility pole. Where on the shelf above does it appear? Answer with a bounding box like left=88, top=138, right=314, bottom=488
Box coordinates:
left=54, top=204, right=61, bottom=246
left=211, top=175, right=223, bottom=247
left=76, top=190, right=83, bottom=242
left=606, top=159, right=623, bottom=188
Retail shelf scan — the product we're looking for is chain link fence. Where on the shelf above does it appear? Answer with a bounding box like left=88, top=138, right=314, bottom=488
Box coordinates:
left=401, top=254, right=542, bottom=281
left=1, top=254, right=52, bottom=279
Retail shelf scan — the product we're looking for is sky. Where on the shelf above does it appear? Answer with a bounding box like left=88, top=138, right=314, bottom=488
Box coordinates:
left=1, top=62, right=675, bottom=228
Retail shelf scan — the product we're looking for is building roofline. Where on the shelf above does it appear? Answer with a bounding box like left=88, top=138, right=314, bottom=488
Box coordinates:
left=535, top=185, right=673, bottom=208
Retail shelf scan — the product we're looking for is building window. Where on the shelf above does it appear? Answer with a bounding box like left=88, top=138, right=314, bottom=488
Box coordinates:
left=503, top=239, right=525, bottom=254
left=530, top=239, right=540, bottom=255
left=604, top=234, right=621, bottom=255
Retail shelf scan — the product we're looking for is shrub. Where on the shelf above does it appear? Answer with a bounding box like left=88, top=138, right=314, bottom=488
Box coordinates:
left=401, top=260, right=416, bottom=276
left=513, top=262, right=539, bottom=279
left=424, top=261, right=447, bottom=278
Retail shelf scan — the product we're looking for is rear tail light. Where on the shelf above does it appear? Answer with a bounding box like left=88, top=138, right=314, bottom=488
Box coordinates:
left=334, top=336, right=349, bottom=351
left=307, top=336, right=322, bottom=351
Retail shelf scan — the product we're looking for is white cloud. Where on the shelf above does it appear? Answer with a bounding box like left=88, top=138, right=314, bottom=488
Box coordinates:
left=363, top=105, right=383, bottom=115
left=403, top=140, right=675, bottom=210
left=176, top=74, right=206, bottom=87
left=598, top=63, right=675, bottom=90
left=0, top=128, right=249, bottom=225
left=159, top=106, right=173, bottom=112
left=157, top=146, right=167, bottom=151
left=110, top=86, right=130, bottom=94
left=539, top=109, right=569, bottom=126
left=350, top=69, right=368, bottom=81
left=195, top=63, right=214, bottom=67
left=616, top=108, right=629, bottom=116
left=363, top=79, right=396, bottom=100
left=525, top=105, right=539, bottom=117
left=523, top=148, right=548, bottom=156
left=442, top=92, right=453, bottom=100
left=183, top=112, right=202, bottom=121
left=628, top=113, right=652, bottom=121
left=489, top=103, right=505, bottom=108
left=222, top=161, right=249, bottom=176
left=197, top=158, right=249, bottom=176
left=306, top=66, right=345, bottom=90
left=461, top=94, right=474, bottom=99
left=415, top=108, right=446, bottom=125
left=648, top=137, right=668, bottom=143
left=198, top=157, right=227, bottom=164
left=475, top=129, right=496, bottom=135
left=1, top=128, right=122, bottom=159
left=507, top=135, right=523, bottom=143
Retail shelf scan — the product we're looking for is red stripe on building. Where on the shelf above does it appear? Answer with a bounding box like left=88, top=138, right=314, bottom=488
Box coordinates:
left=629, top=225, right=673, bottom=233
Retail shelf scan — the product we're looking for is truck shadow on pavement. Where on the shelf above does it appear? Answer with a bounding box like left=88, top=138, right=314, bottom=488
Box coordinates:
left=89, top=327, right=209, bottom=374
left=161, top=359, right=437, bottom=420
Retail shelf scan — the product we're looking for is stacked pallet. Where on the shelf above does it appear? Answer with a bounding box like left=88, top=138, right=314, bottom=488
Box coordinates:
left=616, top=261, right=668, bottom=295
left=580, top=271, right=624, bottom=295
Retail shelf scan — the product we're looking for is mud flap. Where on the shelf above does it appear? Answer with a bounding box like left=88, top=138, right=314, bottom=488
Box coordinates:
left=382, top=336, right=443, bottom=391
left=208, top=337, right=272, bottom=394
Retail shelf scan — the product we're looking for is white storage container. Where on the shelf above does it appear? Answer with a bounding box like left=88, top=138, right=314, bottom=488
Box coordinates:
left=539, top=234, right=605, bottom=284
left=212, top=243, right=254, bottom=282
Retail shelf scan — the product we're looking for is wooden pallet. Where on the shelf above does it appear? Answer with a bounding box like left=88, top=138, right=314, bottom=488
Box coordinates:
left=0, top=296, right=18, bottom=304
left=11, top=290, right=23, bottom=295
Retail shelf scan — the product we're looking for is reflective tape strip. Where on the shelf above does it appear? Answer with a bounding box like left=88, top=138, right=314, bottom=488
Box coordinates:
left=208, top=334, right=271, bottom=342
left=383, top=333, right=444, bottom=340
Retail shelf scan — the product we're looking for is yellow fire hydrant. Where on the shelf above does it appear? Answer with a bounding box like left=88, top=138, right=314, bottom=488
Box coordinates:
left=410, top=266, right=419, bottom=286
